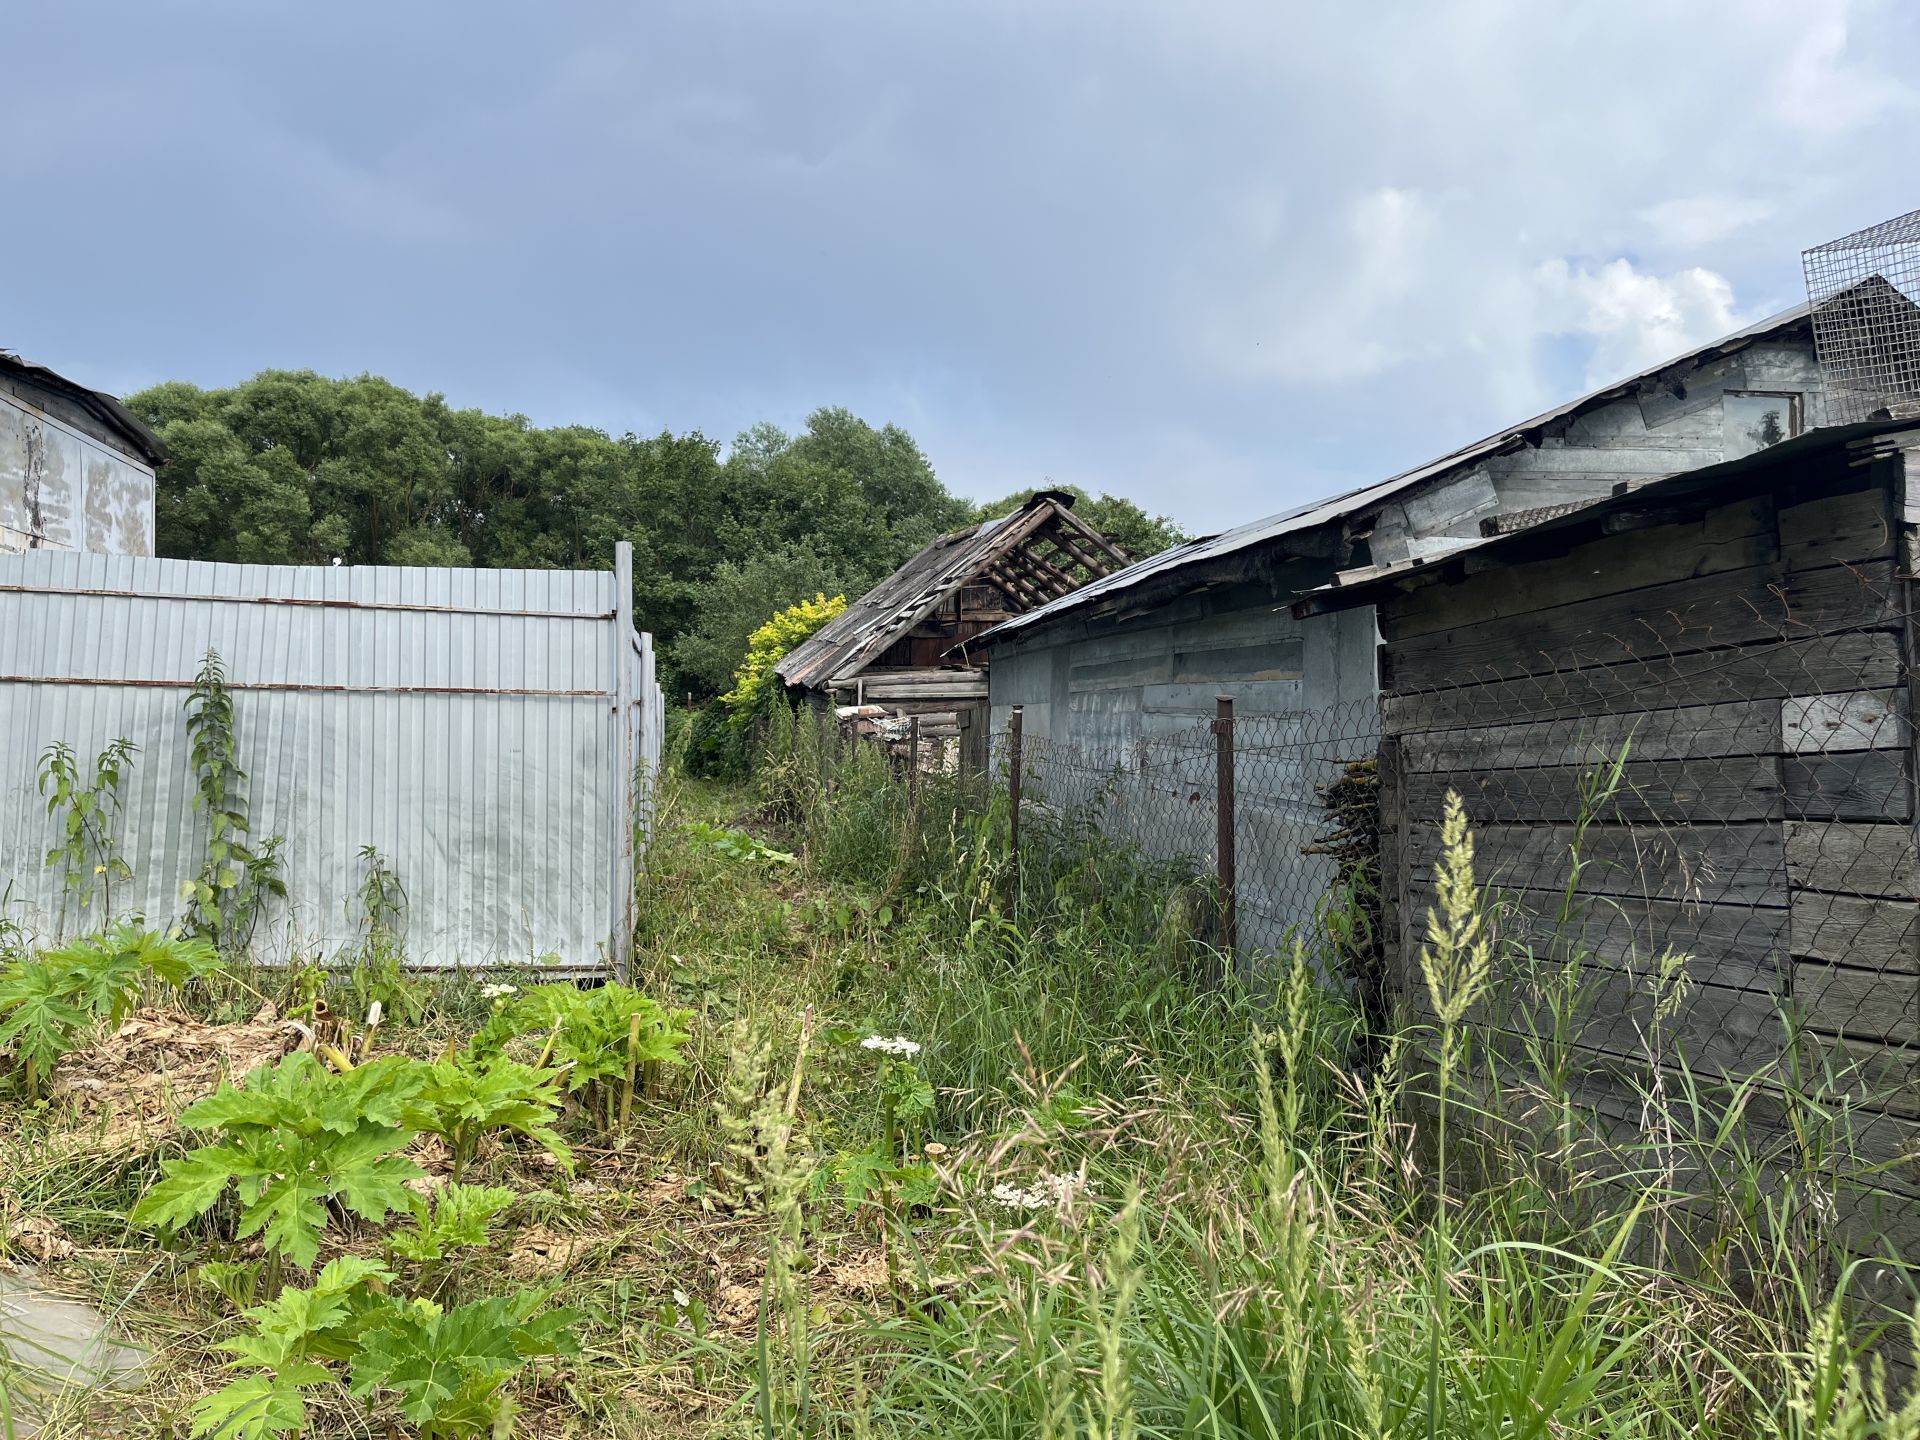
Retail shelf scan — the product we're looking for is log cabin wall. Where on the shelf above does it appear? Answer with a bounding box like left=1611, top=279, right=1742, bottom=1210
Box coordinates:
left=1375, top=431, right=1920, bottom=1238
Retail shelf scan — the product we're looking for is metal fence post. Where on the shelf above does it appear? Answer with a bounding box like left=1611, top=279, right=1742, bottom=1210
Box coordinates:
left=610, top=540, right=636, bottom=983
left=1214, top=693, right=1237, bottom=961
left=1007, top=706, right=1025, bottom=900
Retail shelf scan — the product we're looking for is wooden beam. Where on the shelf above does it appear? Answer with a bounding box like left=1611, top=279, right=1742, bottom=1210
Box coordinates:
left=1005, top=545, right=1078, bottom=598
left=999, top=548, right=1073, bottom=600
left=1037, top=527, right=1111, bottom=578
left=1023, top=535, right=1082, bottom=578
left=1049, top=506, right=1130, bottom=567
left=984, top=561, right=1045, bottom=608
left=1045, top=516, right=1125, bottom=573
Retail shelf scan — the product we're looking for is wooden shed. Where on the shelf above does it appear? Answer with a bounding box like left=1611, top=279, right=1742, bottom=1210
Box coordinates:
left=774, top=491, right=1126, bottom=740
left=1299, top=420, right=1920, bottom=1244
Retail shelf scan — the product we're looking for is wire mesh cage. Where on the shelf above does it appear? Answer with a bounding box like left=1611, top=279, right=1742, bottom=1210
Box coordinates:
left=1802, top=207, right=1920, bottom=424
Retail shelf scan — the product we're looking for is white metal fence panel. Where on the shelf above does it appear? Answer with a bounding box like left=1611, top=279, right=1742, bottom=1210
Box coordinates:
left=0, top=546, right=663, bottom=972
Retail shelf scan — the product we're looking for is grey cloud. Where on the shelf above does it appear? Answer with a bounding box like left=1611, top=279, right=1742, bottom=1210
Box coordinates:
left=1, top=0, right=1914, bottom=533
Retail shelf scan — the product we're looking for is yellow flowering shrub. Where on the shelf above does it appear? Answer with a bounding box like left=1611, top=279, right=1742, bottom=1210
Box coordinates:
left=722, top=593, right=847, bottom=730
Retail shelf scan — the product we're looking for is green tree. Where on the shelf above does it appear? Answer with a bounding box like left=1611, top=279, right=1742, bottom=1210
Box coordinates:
left=668, top=540, right=855, bottom=698
left=126, top=374, right=1176, bottom=699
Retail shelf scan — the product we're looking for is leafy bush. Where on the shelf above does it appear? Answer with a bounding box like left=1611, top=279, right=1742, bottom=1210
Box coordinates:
left=682, top=697, right=747, bottom=780
left=720, top=592, right=845, bottom=733
left=132, top=1052, right=425, bottom=1271
left=0, top=924, right=219, bottom=1098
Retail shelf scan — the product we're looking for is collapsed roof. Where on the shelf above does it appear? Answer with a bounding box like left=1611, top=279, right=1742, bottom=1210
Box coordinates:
left=775, top=490, right=1128, bottom=691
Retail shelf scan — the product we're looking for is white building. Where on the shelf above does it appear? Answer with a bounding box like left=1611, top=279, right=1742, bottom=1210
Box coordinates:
left=0, top=351, right=166, bottom=556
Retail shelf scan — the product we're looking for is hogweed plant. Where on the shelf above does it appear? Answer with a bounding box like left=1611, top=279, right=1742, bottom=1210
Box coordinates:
left=474, top=982, right=692, bottom=1133
left=403, top=1050, right=572, bottom=1183
left=132, top=1052, right=426, bottom=1281
left=0, top=924, right=218, bottom=1099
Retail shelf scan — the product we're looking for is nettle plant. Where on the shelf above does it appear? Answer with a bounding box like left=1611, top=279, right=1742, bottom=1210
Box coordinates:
left=476, top=983, right=693, bottom=1133
left=181, top=649, right=286, bottom=954
left=0, top=924, right=218, bottom=1099
left=37, top=736, right=138, bottom=923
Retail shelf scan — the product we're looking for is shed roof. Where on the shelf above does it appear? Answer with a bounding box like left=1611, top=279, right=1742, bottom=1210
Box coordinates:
left=775, top=491, right=1125, bottom=690
left=1290, top=416, right=1919, bottom=617
left=970, top=301, right=1815, bottom=648
left=0, top=351, right=169, bottom=466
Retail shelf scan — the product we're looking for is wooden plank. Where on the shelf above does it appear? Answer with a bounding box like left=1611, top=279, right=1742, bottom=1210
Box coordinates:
left=1782, top=749, right=1912, bottom=821
left=1407, top=822, right=1786, bottom=906
left=1406, top=885, right=1786, bottom=992
left=1794, top=961, right=1918, bottom=1044
left=1378, top=734, right=1414, bottom=1010
left=1480, top=968, right=1789, bottom=1084
left=1383, top=632, right=1903, bottom=733
left=1790, top=892, right=1920, bottom=969
left=1754, top=1086, right=1920, bottom=1200
left=1402, top=700, right=1777, bottom=771
left=1777, top=484, right=1895, bottom=570
left=1384, top=559, right=1898, bottom=693
left=1385, top=495, right=1777, bottom=640
left=1800, top=1033, right=1920, bottom=1118
left=1407, top=756, right=1781, bottom=826
left=1781, top=689, right=1908, bottom=754
left=1785, top=822, right=1919, bottom=898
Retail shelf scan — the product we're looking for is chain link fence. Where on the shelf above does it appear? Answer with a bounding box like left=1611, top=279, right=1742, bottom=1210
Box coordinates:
left=989, top=697, right=1383, bottom=981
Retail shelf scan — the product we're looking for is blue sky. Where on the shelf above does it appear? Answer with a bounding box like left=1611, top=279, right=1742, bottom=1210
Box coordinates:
left=5, top=1, right=1916, bottom=532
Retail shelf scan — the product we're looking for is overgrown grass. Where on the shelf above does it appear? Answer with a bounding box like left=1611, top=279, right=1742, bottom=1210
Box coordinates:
left=0, top=723, right=1917, bottom=1436
left=680, top=725, right=1920, bottom=1439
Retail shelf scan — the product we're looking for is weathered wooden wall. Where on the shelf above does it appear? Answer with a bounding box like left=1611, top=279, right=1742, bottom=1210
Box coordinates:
left=1376, top=433, right=1920, bottom=1267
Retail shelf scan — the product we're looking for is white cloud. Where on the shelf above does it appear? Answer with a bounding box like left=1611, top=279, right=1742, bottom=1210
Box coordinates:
left=1193, top=185, right=1442, bottom=384
left=1638, top=195, right=1775, bottom=249
left=1531, top=258, right=1743, bottom=388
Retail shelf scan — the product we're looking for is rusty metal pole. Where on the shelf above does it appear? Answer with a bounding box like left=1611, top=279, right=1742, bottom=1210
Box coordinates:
left=1007, top=706, right=1025, bottom=903
left=908, top=715, right=921, bottom=810
left=1215, top=693, right=1237, bottom=962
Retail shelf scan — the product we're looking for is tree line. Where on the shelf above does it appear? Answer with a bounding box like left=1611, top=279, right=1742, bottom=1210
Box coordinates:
left=128, top=371, right=1187, bottom=696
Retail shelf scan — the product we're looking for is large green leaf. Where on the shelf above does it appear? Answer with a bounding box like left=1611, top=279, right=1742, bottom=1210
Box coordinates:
left=189, top=1370, right=322, bottom=1440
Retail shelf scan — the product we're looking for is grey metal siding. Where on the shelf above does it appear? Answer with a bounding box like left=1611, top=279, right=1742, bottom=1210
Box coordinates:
left=990, top=591, right=1379, bottom=950
left=0, top=549, right=663, bottom=972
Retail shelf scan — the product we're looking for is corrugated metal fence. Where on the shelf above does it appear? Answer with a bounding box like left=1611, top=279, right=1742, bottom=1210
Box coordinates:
left=0, top=543, right=664, bottom=973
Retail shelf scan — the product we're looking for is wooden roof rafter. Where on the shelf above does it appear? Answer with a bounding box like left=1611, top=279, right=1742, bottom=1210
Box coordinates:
left=774, top=491, right=1131, bottom=691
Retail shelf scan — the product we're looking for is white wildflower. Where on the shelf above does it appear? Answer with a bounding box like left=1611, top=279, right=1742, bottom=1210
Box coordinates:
left=860, top=1035, right=921, bottom=1058
left=990, top=1182, right=1049, bottom=1211
left=989, top=1173, right=1089, bottom=1212
left=480, top=982, right=518, bottom=1000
